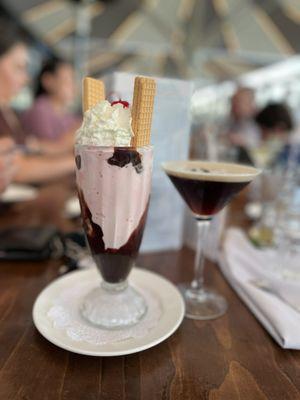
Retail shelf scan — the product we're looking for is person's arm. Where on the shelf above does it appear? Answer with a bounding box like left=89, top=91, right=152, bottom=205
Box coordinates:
left=14, top=153, right=75, bottom=184
left=0, top=137, right=18, bottom=192
left=22, top=100, right=80, bottom=156
left=27, top=131, right=75, bottom=157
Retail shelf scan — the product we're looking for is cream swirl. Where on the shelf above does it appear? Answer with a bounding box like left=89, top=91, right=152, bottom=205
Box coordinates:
left=76, top=100, right=133, bottom=146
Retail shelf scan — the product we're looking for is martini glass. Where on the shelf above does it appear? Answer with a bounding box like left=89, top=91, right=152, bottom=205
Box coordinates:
left=162, top=160, right=260, bottom=320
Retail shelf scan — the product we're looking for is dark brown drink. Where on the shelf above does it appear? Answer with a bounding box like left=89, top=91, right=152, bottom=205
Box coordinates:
left=168, top=175, right=249, bottom=217
left=163, top=161, right=260, bottom=218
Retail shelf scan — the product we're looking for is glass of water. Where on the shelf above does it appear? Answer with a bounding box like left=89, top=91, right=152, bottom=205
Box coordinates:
left=275, top=144, right=300, bottom=278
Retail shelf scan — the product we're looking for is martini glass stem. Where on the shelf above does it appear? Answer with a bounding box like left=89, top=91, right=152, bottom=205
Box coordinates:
left=191, top=218, right=211, bottom=291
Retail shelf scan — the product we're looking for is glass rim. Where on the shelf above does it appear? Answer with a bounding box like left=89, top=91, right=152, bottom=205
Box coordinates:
left=75, top=144, right=153, bottom=151
left=161, top=160, right=261, bottom=182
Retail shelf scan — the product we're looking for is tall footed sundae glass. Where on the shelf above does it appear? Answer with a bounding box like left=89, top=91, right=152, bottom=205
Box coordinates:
left=75, top=77, right=155, bottom=329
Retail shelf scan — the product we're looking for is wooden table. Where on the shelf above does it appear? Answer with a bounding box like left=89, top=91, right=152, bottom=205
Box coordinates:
left=0, top=180, right=300, bottom=400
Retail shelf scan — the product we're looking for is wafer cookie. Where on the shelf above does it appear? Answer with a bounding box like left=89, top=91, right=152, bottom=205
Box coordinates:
left=82, top=77, right=105, bottom=112
left=131, top=76, right=156, bottom=147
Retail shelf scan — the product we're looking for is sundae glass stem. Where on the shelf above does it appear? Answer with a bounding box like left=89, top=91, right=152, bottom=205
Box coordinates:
left=191, top=219, right=211, bottom=292
left=101, top=280, right=128, bottom=293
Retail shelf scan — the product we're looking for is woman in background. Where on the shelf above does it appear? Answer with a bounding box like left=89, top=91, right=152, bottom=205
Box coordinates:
left=0, top=18, right=74, bottom=183
left=22, top=57, right=80, bottom=146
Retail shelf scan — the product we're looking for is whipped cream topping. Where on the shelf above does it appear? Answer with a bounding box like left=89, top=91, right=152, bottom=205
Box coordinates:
left=76, top=100, right=133, bottom=146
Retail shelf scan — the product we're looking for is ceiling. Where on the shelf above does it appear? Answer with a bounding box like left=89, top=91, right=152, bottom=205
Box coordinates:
left=2, top=0, right=300, bottom=81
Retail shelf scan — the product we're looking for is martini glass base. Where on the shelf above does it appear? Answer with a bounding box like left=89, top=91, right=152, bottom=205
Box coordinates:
left=179, top=284, right=228, bottom=320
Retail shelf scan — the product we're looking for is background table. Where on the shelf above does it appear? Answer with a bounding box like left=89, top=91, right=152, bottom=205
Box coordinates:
left=0, top=179, right=300, bottom=400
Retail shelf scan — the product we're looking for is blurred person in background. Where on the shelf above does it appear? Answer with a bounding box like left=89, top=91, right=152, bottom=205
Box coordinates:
left=219, top=87, right=259, bottom=165
left=0, top=18, right=74, bottom=183
left=255, top=102, right=294, bottom=141
left=255, top=102, right=297, bottom=166
left=225, top=86, right=260, bottom=149
left=21, top=57, right=80, bottom=151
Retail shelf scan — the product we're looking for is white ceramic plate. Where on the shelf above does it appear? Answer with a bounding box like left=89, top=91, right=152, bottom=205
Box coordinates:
left=1, top=183, right=38, bottom=203
left=64, top=196, right=80, bottom=218
left=33, top=268, right=185, bottom=356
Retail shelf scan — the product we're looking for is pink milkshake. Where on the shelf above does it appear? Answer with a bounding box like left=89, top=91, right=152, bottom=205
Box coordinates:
left=75, top=145, right=153, bottom=283
left=75, top=76, right=156, bottom=329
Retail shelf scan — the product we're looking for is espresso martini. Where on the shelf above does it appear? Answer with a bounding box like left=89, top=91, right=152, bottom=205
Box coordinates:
left=163, top=161, right=260, bottom=219
left=162, top=160, right=260, bottom=320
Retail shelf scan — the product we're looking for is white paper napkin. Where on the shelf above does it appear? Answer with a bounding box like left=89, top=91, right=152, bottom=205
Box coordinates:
left=219, top=228, right=300, bottom=349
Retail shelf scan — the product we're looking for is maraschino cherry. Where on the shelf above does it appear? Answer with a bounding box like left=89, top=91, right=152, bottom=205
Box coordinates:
left=111, top=100, right=129, bottom=108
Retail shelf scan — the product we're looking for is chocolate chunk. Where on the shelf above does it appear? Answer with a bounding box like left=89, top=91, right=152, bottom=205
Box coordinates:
left=107, top=148, right=143, bottom=174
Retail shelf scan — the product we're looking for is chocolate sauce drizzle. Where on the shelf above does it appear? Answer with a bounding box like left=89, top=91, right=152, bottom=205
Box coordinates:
left=107, top=148, right=143, bottom=174
left=75, top=155, right=81, bottom=170
left=78, top=190, right=148, bottom=283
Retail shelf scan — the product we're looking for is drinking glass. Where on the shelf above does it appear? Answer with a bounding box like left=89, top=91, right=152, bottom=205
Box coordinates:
left=75, top=144, right=153, bottom=329
left=275, top=146, right=300, bottom=278
left=162, top=160, right=260, bottom=320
